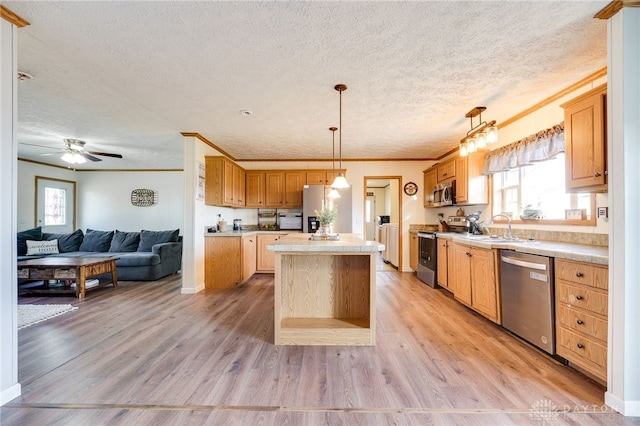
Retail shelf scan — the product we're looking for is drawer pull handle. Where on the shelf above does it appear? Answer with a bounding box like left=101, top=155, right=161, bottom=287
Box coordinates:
left=577, top=343, right=584, bottom=349
left=576, top=295, right=584, bottom=300
left=594, top=172, right=602, bottom=177
left=466, top=252, right=472, bottom=257
left=576, top=319, right=584, bottom=325
left=576, top=272, right=584, bottom=277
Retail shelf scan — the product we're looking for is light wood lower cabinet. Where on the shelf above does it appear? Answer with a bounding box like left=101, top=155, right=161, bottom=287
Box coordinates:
left=256, top=233, right=287, bottom=273
left=447, top=242, right=500, bottom=324
left=555, top=258, right=608, bottom=382
left=205, top=237, right=242, bottom=289
left=437, top=238, right=448, bottom=290
left=241, top=235, right=257, bottom=281
left=409, top=232, right=418, bottom=271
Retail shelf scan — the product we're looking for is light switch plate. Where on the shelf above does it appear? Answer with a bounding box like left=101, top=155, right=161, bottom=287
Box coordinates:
left=597, top=207, right=608, bottom=218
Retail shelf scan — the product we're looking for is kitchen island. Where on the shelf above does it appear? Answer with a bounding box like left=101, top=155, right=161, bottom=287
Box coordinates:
left=267, top=233, right=384, bottom=346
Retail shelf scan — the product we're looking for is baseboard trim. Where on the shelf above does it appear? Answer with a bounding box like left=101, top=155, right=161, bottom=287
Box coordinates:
left=1, top=383, right=21, bottom=406
left=605, top=391, right=640, bottom=416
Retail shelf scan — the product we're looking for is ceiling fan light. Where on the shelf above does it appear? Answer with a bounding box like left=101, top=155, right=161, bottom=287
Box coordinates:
left=476, top=131, right=487, bottom=149
left=327, top=188, right=341, bottom=199
left=61, top=152, right=75, bottom=163
left=331, top=174, right=350, bottom=189
left=73, top=153, right=87, bottom=164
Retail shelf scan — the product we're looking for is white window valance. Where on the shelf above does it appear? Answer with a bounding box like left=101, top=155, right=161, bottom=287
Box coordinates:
left=482, top=122, right=565, bottom=175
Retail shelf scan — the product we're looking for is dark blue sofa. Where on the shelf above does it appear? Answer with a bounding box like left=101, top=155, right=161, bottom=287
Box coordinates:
left=17, top=227, right=182, bottom=281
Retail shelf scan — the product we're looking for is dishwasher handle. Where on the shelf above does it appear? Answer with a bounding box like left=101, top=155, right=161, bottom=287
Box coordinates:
left=501, top=255, right=548, bottom=271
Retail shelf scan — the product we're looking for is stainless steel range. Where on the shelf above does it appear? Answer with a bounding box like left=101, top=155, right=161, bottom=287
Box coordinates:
left=416, top=231, right=437, bottom=288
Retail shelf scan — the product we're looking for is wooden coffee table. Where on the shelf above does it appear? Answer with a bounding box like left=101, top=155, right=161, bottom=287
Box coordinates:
left=17, top=257, right=119, bottom=299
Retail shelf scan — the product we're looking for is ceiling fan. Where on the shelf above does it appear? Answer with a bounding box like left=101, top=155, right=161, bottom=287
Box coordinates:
left=23, top=139, right=123, bottom=164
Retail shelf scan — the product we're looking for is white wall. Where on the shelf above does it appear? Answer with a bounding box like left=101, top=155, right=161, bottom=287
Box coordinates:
left=1, top=17, right=21, bottom=406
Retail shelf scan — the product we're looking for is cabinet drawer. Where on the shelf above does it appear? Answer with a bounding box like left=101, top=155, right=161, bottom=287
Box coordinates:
left=555, top=259, right=608, bottom=290
left=556, top=281, right=607, bottom=316
left=557, top=326, right=607, bottom=379
left=557, top=305, right=607, bottom=343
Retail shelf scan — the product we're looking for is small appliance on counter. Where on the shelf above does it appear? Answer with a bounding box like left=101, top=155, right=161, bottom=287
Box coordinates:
left=377, top=215, right=390, bottom=225
left=447, top=216, right=471, bottom=234
left=307, top=216, right=320, bottom=233
left=233, top=219, right=243, bottom=231
left=279, top=213, right=303, bottom=230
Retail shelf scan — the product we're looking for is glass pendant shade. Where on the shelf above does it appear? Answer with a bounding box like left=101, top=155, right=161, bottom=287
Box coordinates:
left=476, top=131, right=487, bottom=149
left=466, top=136, right=477, bottom=153
left=486, top=125, right=498, bottom=144
left=331, top=173, right=350, bottom=189
left=61, top=151, right=87, bottom=164
left=327, top=188, right=341, bottom=199
left=459, top=142, right=468, bottom=157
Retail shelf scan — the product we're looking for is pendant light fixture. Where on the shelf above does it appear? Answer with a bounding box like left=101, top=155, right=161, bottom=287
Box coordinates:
left=331, top=84, right=350, bottom=189
left=327, top=127, right=341, bottom=199
left=459, top=106, right=498, bottom=157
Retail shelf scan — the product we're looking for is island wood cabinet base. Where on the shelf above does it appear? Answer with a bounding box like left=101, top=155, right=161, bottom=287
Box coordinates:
left=274, top=252, right=376, bottom=346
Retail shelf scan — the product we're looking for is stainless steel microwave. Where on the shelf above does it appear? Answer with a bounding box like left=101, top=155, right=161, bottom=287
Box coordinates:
left=433, top=181, right=455, bottom=207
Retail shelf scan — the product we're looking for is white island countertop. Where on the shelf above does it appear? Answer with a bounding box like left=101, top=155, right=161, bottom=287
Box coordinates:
left=267, top=233, right=384, bottom=253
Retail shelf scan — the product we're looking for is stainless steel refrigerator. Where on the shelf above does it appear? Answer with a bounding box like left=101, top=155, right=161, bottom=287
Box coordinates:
left=303, top=185, right=353, bottom=233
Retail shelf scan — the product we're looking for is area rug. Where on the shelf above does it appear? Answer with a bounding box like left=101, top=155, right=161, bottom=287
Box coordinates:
left=18, top=304, right=78, bottom=329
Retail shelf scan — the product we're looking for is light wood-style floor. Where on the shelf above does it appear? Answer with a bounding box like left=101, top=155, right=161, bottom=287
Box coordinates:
left=3, top=271, right=638, bottom=425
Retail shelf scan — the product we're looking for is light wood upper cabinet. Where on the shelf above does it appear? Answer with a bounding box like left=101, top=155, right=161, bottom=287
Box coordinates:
left=256, top=233, right=286, bottom=273
left=437, top=160, right=456, bottom=182
left=245, top=171, right=266, bottom=207
left=205, top=156, right=246, bottom=207
left=265, top=172, right=285, bottom=207
left=307, top=170, right=343, bottom=185
left=437, top=238, right=448, bottom=290
left=423, top=168, right=436, bottom=207
left=409, top=232, right=418, bottom=271
left=241, top=235, right=257, bottom=281
left=555, top=258, right=608, bottom=382
left=561, top=84, right=607, bottom=192
left=284, top=171, right=305, bottom=208
left=447, top=242, right=500, bottom=323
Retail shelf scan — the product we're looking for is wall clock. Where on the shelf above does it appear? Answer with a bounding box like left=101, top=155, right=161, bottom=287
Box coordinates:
left=403, top=182, right=418, bottom=196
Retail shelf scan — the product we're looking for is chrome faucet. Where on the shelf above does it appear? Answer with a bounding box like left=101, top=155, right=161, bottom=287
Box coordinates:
left=491, top=214, right=513, bottom=240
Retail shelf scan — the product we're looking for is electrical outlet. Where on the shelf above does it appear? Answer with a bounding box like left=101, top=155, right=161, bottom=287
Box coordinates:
left=597, top=207, right=608, bottom=218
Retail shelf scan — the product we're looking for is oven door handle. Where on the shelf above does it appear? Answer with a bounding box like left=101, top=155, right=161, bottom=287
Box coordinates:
left=418, top=233, right=436, bottom=239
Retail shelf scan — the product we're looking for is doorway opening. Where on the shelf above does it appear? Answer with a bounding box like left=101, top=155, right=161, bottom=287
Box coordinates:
left=364, top=176, right=402, bottom=271
left=35, top=176, right=77, bottom=234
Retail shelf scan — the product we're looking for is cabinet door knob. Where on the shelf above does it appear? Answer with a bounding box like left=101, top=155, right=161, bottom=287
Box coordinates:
left=576, top=295, right=584, bottom=300
left=577, top=343, right=584, bottom=349
left=576, top=272, right=583, bottom=277
left=577, top=319, right=584, bottom=325
left=466, top=252, right=472, bottom=257
left=594, top=172, right=602, bottom=177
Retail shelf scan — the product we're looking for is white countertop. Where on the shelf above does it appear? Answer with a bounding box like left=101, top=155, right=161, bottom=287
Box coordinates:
left=204, top=230, right=300, bottom=237
left=267, top=233, right=384, bottom=253
left=437, top=232, right=608, bottom=265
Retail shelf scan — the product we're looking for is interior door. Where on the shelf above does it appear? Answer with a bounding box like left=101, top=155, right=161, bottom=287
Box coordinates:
left=365, top=193, right=376, bottom=241
left=36, top=176, right=76, bottom=234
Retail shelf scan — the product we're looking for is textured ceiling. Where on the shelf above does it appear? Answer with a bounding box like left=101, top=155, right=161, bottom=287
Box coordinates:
left=6, top=1, right=608, bottom=170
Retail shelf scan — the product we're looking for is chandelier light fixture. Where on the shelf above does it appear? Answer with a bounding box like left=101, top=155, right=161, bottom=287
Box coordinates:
left=459, top=106, right=498, bottom=157
left=61, top=150, right=87, bottom=164
left=327, top=127, right=341, bottom=199
left=331, top=84, right=350, bottom=189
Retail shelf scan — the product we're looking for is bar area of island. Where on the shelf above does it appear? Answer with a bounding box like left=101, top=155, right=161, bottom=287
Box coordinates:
left=267, top=233, right=384, bottom=346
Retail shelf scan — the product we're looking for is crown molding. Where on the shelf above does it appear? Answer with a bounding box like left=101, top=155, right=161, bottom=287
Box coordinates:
left=595, top=0, right=640, bottom=20
left=1, top=5, right=29, bottom=27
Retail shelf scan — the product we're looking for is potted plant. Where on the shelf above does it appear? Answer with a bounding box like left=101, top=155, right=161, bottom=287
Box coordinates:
left=314, top=205, right=338, bottom=236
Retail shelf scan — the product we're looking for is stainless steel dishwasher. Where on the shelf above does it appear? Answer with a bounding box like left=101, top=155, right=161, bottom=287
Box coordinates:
left=500, top=250, right=555, bottom=355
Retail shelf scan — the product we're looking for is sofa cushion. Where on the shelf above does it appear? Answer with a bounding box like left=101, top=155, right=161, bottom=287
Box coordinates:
left=43, top=229, right=84, bottom=253
left=79, top=229, right=114, bottom=252
left=17, top=227, right=42, bottom=256
left=138, top=229, right=179, bottom=252
left=26, top=239, right=59, bottom=255
left=114, top=252, right=161, bottom=267
left=109, top=230, right=140, bottom=252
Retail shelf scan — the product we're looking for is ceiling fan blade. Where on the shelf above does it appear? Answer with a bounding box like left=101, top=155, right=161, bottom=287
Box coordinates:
left=81, top=152, right=102, bottom=162
left=87, top=151, right=123, bottom=159
left=20, top=142, right=60, bottom=150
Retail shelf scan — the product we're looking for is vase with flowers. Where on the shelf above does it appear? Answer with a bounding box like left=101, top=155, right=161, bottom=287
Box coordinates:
left=314, top=205, right=338, bottom=237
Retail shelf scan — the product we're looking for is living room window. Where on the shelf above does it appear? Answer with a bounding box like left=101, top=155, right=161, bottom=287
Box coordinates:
left=44, top=187, right=66, bottom=226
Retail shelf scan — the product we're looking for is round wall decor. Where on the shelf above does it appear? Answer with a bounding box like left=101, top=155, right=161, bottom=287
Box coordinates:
left=131, top=189, right=158, bottom=207
left=403, top=182, right=418, bottom=196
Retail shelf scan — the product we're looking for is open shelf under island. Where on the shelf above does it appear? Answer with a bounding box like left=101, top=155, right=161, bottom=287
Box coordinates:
left=267, top=233, right=384, bottom=346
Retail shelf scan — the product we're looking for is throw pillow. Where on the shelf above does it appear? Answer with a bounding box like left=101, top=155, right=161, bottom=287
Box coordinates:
left=17, top=226, right=42, bottom=256
left=26, top=239, right=59, bottom=255
left=109, top=230, right=141, bottom=252
left=138, top=229, right=179, bottom=252
left=78, top=229, right=114, bottom=252
left=43, top=229, right=84, bottom=253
